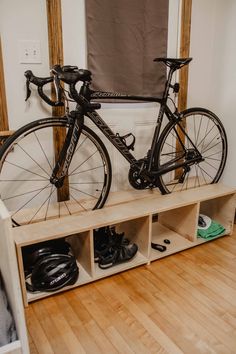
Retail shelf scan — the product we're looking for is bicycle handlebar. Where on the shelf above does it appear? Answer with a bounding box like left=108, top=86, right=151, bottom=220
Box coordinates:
left=24, top=70, right=64, bottom=107
left=24, top=65, right=93, bottom=107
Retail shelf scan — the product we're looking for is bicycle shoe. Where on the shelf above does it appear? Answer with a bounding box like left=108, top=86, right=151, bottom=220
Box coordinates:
left=98, top=239, right=138, bottom=269
left=110, top=227, right=130, bottom=246
left=94, top=227, right=130, bottom=262
left=93, top=227, right=110, bottom=262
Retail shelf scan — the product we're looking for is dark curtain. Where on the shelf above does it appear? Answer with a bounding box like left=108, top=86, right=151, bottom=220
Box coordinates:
left=86, top=0, right=169, bottom=97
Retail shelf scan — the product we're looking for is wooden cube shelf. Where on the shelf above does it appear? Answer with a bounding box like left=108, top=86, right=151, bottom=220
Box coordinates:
left=7, top=183, right=236, bottom=306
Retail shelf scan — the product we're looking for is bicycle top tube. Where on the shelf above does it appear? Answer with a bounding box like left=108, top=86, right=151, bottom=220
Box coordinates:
left=90, top=91, right=163, bottom=103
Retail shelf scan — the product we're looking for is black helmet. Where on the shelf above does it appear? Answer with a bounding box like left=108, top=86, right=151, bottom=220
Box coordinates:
left=26, top=253, right=79, bottom=292
left=23, top=239, right=70, bottom=276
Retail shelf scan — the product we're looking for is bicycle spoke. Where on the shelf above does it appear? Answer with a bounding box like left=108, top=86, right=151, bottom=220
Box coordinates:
left=16, top=142, right=51, bottom=177
left=70, top=165, right=104, bottom=176
left=198, top=164, right=214, bottom=180
left=195, top=114, right=203, bottom=147
left=199, top=166, right=208, bottom=185
left=5, top=160, right=49, bottom=180
left=193, top=114, right=197, bottom=147
left=202, top=139, right=221, bottom=155
left=69, top=192, right=88, bottom=211
left=197, top=117, right=210, bottom=152
left=204, top=150, right=222, bottom=159
left=3, top=185, right=52, bottom=201
left=69, top=181, right=104, bottom=184
left=69, top=149, right=99, bottom=176
left=194, top=165, right=200, bottom=188
left=201, top=131, right=221, bottom=152
left=164, top=139, right=177, bottom=151
left=28, top=186, right=57, bottom=224
left=34, top=131, right=53, bottom=171
left=170, top=181, right=179, bottom=192
left=161, top=151, right=182, bottom=157
left=197, top=123, right=215, bottom=150
left=11, top=182, right=51, bottom=217
left=0, top=179, right=49, bottom=182
left=181, top=171, right=190, bottom=191
left=44, top=185, right=54, bottom=221
left=158, top=110, right=226, bottom=193
left=69, top=185, right=99, bottom=199
left=75, top=136, right=88, bottom=153
left=0, top=121, right=111, bottom=225
left=63, top=201, right=72, bottom=216
left=202, top=160, right=218, bottom=170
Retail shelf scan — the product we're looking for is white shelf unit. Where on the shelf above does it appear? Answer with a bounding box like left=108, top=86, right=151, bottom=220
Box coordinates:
left=9, top=183, right=236, bottom=307
left=0, top=201, right=29, bottom=354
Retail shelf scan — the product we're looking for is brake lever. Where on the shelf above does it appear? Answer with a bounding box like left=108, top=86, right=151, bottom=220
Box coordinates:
left=53, top=75, right=62, bottom=103
left=25, top=78, right=31, bottom=101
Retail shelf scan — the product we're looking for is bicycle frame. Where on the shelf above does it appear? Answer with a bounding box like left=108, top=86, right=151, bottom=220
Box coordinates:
left=52, top=65, right=202, bottom=182
left=84, top=67, right=175, bottom=168
left=85, top=99, right=203, bottom=177
left=83, top=66, right=201, bottom=174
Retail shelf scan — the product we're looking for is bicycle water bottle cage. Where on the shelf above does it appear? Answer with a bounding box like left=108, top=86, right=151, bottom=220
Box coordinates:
left=173, top=83, right=180, bottom=93
left=116, top=133, right=136, bottom=151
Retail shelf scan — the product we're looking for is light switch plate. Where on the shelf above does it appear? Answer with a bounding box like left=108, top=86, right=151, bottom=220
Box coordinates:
left=19, top=40, right=42, bottom=64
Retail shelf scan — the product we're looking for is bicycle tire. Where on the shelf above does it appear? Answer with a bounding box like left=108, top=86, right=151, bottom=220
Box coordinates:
left=0, top=117, right=112, bottom=225
left=155, top=107, right=227, bottom=194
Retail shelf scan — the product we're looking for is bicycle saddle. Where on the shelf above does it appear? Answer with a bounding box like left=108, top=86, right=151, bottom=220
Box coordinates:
left=154, top=57, right=192, bottom=69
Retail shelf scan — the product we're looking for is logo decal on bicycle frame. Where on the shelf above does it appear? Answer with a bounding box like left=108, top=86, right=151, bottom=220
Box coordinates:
left=57, top=120, right=81, bottom=179
left=87, top=111, right=136, bottom=163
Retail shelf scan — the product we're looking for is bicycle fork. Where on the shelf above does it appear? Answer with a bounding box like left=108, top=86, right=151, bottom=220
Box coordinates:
left=50, top=109, right=84, bottom=192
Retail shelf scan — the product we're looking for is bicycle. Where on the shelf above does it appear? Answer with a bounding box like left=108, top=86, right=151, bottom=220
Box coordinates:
left=0, top=58, right=227, bottom=226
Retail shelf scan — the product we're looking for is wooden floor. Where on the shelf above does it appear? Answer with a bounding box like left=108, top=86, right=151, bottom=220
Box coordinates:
left=25, top=229, right=236, bottom=354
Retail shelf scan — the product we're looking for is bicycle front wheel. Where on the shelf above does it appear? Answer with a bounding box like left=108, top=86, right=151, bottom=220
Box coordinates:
left=155, top=108, right=227, bottom=194
left=0, top=117, right=112, bottom=225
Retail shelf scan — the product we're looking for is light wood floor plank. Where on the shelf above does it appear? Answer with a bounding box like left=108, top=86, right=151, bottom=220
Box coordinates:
left=32, top=299, right=72, bottom=354
left=149, top=261, right=236, bottom=352
left=62, top=291, right=105, bottom=354
left=130, top=267, right=223, bottom=353
left=25, top=306, right=54, bottom=354
left=25, top=230, right=236, bottom=353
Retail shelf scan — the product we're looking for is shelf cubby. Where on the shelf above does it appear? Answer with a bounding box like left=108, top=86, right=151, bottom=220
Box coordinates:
left=199, top=194, right=235, bottom=234
left=94, top=215, right=150, bottom=278
left=150, top=221, right=194, bottom=261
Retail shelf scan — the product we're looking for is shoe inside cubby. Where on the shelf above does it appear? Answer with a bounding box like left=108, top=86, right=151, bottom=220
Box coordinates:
left=93, top=215, right=150, bottom=278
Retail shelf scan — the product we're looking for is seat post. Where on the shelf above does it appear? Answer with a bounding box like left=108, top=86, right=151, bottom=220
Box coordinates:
left=162, top=66, right=176, bottom=101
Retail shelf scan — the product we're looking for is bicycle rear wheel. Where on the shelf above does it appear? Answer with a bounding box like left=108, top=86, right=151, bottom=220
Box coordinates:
left=155, top=108, right=227, bottom=194
left=0, top=117, right=112, bottom=225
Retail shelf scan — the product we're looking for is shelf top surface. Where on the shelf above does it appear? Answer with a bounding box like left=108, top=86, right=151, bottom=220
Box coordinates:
left=12, top=183, right=236, bottom=246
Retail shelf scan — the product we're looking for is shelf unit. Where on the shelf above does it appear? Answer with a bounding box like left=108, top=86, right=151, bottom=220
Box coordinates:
left=0, top=201, right=29, bottom=354
left=8, top=183, right=236, bottom=306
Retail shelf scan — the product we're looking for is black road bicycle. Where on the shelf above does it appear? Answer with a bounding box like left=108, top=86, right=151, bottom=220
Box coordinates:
left=0, top=58, right=227, bottom=225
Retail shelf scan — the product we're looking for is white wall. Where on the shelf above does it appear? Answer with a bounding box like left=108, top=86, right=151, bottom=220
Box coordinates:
left=189, top=0, right=236, bottom=187
left=0, top=0, right=51, bottom=129
left=61, top=0, right=181, bottom=189
left=2, top=0, right=235, bottom=189
left=0, top=0, right=181, bottom=191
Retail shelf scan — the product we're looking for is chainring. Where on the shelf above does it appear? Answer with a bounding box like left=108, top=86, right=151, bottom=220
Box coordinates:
left=128, top=160, right=153, bottom=190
